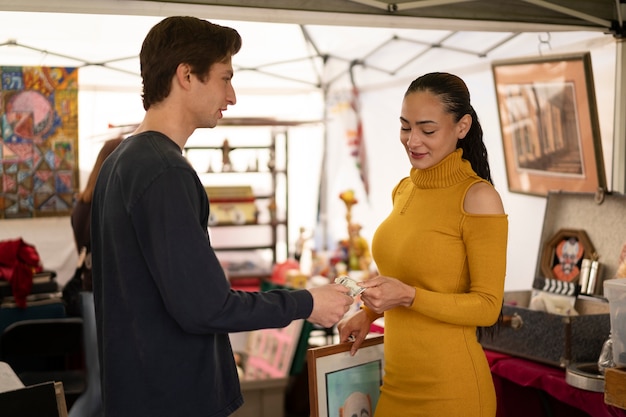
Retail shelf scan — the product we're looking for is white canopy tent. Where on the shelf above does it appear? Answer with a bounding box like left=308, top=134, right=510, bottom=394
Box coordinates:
left=0, top=0, right=623, bottom=291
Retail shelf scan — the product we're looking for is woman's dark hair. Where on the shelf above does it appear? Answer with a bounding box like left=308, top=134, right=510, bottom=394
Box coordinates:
left=79, top=137, right=123, bottom=203
left=405, top=72, right=493, bottom=184
left=140, top=16, right=242, bottom=110
left=406, top=72, right=501, bottom=340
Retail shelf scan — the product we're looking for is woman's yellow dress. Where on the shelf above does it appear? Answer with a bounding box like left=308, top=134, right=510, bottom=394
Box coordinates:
left=367, top=149, right=508, bottom=417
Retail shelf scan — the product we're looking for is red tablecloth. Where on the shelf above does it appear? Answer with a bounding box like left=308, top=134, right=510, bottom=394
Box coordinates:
left=485, top=349, right=626, bottom=417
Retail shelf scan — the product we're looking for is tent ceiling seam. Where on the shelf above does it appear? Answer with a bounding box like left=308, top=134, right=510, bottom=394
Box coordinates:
left=0, top=41, right=140, bottom=77
left=236, top=67, right=321, bottom=88
left=520, top=0, right=613, bottom=28
left=343, top=0, right=390, bottom=10
left=481, top=33, right=523, bottom=57
left=284, top=0, right=614, bottom=32
left=344, top=0, right=477, bottom=12
left=393, top=0, right=477, bottom=11
left=299, top=25, right=324, bottom=88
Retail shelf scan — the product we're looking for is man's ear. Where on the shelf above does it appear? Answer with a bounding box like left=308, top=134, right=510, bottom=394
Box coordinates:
left=457, top=113, right=472, bottom=140
left=175, top=63, right=192, bottom=89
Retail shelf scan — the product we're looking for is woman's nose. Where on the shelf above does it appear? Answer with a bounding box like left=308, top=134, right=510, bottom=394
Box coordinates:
left=406, top=130, right=421, bottom=148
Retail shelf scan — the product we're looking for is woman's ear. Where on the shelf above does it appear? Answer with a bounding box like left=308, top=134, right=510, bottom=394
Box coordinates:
left=457, top=113, right=472, bottom=140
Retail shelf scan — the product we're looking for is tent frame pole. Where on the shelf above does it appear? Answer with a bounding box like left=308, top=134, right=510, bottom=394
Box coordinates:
left=613, top=37, right=626, bottom=193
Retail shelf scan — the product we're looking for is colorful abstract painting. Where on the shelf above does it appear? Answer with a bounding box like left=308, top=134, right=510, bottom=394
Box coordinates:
left=1, top=66, right=79, bottom=218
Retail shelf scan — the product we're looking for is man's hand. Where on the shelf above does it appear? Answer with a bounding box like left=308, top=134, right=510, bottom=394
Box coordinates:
left=307, top=284, right=354, bottom=328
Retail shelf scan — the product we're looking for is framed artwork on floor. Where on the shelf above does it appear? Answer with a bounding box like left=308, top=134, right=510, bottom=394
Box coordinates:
left=492, top=53, right=606, bottom=197
left=307, top=335, right=384, bottom=417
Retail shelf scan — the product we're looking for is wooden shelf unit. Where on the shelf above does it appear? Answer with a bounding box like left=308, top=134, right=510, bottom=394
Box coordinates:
left=183, top=119, right=295, bottom=274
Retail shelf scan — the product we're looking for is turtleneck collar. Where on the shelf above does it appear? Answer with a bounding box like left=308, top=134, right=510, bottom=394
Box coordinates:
left=409, top=148, right=477, bottom=189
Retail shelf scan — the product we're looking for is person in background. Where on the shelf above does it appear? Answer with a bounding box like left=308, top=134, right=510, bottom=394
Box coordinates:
left=338, top=72, right=508, bottom=417
left=90, top=16, right=353, bottom=417
left=62, top=137, right=123, bottom=315
left=71, top=137, right=123, bottom=290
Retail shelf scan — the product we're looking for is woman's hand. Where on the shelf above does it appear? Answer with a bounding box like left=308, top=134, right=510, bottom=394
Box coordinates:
left=359, top=275, right=416, bottom=314
left=337, top=309, right=373, bottom=355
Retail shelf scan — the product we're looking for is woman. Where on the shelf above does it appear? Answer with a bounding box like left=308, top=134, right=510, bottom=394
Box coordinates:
left=338, top=72, right=508, bottom=417
left=71, top=137, right=123, bottom=290
left=63, top=137, right=123, bottom=315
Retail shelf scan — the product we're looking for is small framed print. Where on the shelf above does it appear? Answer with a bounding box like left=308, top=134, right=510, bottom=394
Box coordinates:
left=307, top=335, right=384, bottom=417
left=540, top=228, right=595, bottom=283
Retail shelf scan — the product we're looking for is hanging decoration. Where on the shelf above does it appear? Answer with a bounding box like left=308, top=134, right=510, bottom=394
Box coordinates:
left=347, top=63, right=370, bottom=197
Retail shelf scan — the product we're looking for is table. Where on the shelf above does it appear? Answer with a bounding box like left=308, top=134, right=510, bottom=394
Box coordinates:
left=485, top=349, right=626, bottom=417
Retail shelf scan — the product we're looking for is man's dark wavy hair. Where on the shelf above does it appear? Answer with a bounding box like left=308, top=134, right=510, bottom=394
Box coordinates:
left=140, top=16, right=242, bottom=110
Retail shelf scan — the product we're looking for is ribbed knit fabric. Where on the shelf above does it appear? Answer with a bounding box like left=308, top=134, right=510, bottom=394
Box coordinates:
left=369, top=149, right=508, bottom=417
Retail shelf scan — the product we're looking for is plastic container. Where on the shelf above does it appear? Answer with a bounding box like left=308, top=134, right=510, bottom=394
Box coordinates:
left=604, top=278, right=626, bottom=368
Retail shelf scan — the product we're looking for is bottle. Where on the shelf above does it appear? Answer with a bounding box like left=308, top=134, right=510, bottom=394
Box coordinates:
left=579, top=259, right=591, bottom=293
left=598, top=332, right=614, bottom=375
left=586, top=260, right=600, bottom=294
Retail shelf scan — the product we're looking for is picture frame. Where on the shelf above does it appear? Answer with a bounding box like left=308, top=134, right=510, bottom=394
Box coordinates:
left=492, top=53, right=606, bottom=197
left=540, top=228, right=596, bottom=283
left=243, top=319, right=304, bottom=379
left=307, top=335, right=384, bottom=417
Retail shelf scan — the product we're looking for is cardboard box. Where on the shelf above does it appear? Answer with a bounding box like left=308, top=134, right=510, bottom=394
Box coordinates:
left=206, top=186, right=258, bottom=225
left=604, top=367, right=626, bottom=410
left=481, top=191, right=626, bottom=367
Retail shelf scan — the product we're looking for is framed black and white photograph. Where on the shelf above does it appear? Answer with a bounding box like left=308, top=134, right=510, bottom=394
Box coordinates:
left=492, top=53, right=606, bottom=196
left=307, top=335, right=384, bottom=417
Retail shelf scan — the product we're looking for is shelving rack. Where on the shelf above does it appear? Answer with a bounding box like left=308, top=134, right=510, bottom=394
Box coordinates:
left=183, top=118, right=308, bottom=280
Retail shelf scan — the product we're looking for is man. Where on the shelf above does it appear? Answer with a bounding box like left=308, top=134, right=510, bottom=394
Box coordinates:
left=91, top=16, right=353, bottom=417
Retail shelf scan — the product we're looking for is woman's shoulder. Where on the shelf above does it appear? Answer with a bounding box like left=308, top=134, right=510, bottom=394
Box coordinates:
left=463, top=181, right=505, bottom=215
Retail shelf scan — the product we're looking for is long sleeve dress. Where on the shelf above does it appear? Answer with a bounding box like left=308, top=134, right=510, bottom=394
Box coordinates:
left=367, top=149, right=508, bottom=417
